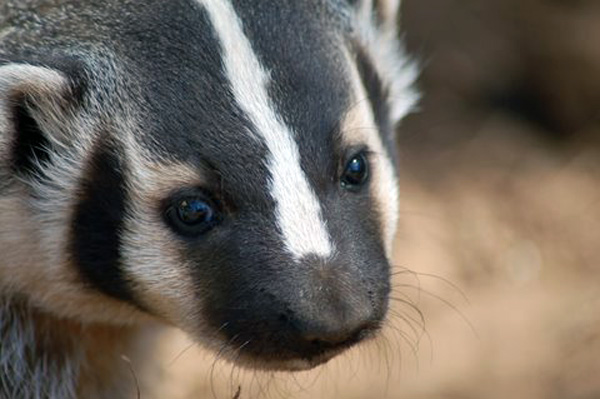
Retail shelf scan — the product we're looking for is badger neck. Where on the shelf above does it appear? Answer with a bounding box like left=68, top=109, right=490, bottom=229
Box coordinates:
left=0, top=296, right=145, bottom=399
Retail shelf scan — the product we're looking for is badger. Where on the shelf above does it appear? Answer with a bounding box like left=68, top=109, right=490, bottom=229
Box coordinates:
left=0, top=0, right=418, bottom=397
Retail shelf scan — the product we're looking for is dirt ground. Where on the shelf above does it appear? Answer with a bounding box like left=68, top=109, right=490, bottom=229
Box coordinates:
left=142, top=2, right=600, bottom=398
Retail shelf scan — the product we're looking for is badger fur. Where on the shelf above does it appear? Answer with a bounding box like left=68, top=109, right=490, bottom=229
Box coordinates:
left=0, top=0, right=418, bottom=397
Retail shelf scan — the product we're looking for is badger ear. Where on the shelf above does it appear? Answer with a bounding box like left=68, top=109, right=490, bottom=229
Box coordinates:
left=348, top=0, right=418, bottom=126
left=373, top=0, right=400, bottom=30
left=351, top=0, right=401, bottom=31
left=0, top=61, right=80, bottom=179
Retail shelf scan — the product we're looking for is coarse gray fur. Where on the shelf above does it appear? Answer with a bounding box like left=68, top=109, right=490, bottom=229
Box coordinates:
left=0, top=297, right=79, bottom=399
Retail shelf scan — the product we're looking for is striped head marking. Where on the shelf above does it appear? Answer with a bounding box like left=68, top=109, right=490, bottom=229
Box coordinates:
left=0, top=0, right=417, bottom=370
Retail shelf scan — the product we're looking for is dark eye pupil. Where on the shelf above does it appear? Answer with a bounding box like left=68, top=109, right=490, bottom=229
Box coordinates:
left=177, top=199, right=214, bottom=225
left=349, top=158, right=363, bottom=173
left=341, top=153, right=368, bottom=189
left=164, top=192, right=221, bottom=238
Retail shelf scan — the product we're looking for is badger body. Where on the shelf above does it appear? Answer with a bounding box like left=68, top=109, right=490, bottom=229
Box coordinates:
left=0, top=0, right=417, bottom=397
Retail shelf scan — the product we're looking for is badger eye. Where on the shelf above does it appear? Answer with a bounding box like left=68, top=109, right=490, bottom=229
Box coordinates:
left=341, top=152, right=369, bottom=190
left=164, top=193, right=220, bottom=237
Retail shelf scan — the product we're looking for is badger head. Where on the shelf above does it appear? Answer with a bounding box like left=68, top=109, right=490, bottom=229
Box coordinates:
left=0, top=0, right=417, bottom=370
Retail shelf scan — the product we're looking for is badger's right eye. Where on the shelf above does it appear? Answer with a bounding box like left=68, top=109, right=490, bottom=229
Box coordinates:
left=164, top=192, right=221, bottom=237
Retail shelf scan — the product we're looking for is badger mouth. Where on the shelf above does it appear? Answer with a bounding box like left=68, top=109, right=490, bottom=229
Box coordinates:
left=208, top=320, right=382, bottom=372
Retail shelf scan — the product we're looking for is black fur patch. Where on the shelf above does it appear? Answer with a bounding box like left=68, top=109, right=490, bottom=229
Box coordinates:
left=354, top=44, right=392, bottom=137
left=353, top=43, right=398, bottom=166
left=70, top=139, right=137, bottom=305
left=10, top=99, right=52, bottom=177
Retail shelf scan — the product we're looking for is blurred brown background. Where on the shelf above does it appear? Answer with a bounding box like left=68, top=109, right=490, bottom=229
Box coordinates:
left=145, top=2, right=600, bottom=398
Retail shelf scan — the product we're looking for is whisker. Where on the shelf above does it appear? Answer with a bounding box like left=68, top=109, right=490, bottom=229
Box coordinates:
left=121, top=355, right=141, bottom=399
left=379, top=333, right=397, bottom=396
left=210, top=333, right=240, bottom=399
left=389, top=288, right=420, bottom=308
left=383, top=318, right=419, bottom=359
left=388, top=295, right=426, bottom=329
left=387, top=307, right=423, bottom=342
left=391, top=266, right=423, bottom=304
left=167, top=341, right=195, bottom=367
left=228, top=340, right=250, bottom=398
left=392, top=265, right=470, bottom=304
left=391, top=288, right=478, bottom=338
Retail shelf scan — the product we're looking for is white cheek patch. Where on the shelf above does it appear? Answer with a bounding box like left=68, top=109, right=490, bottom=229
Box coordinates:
left=341, top=50, right=400, bottom=257
left=200, top=0, right=334, bottom=260
left=118, top=139, right=204, bottom=329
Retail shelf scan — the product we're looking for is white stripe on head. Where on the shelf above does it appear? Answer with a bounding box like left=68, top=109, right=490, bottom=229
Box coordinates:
left=200, top=0, right=334, bottom=260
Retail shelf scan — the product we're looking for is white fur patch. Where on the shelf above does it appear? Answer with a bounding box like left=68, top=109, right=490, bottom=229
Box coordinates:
left=200, top=0, right=334, bottom=260
left=355, top=0, right=419, bottom=124
left=0, top=64, right=67, bottom=96
left=120, top=156, right=207, bottom=330
left=341, top=49, right=400, bottom=256
left=345, top=1, right=418, bottom=255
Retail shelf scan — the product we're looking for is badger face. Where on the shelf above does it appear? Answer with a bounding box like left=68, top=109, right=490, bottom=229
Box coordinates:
left=0, top=0, right=417, bottom=370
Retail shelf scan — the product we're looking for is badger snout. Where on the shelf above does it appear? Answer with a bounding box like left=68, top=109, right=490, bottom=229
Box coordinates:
left=204, top=254, right=390, bottom=370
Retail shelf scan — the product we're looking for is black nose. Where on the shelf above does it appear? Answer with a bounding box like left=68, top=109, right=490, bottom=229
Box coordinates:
left=238, top=299, right=381, bottom=361
left=214, top=297, right=382, bottom=367
left=207, top=255, right=390, bottom=365
left=284, top=287, right=382, bottom=355
left=233, top=263, right=385, bottom=360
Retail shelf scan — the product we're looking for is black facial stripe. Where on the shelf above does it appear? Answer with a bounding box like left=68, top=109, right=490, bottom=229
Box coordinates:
left=70, top=139, right=138, bottom=306
left=353, top=43, right=392, bottom=136
left=353, top=43, right=398, bottom=166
